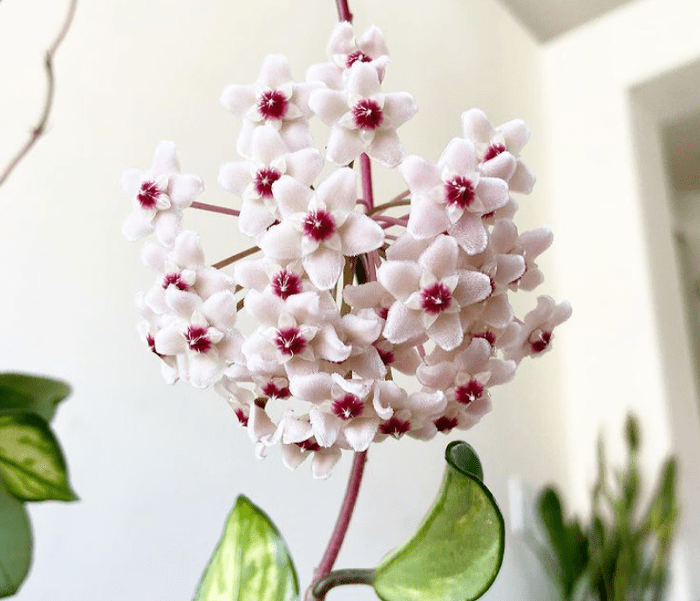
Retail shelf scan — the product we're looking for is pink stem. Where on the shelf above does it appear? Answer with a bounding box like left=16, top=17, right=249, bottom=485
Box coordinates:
left=360, top=153, right=374, bottom=211
left=335, top=0, right=353, bottom=22
left=308, top=451, right=368, bottom=599
left=375, top=215, right=408, bottom=227
left=191, top=201, right=240, bottom=217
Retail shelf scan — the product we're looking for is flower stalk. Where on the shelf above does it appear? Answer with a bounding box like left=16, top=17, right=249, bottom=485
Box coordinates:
left=307, top=450, right=368, bottom=600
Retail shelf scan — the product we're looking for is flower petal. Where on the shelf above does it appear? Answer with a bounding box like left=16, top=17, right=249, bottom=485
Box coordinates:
left=340, top=213, right=384, bottom=256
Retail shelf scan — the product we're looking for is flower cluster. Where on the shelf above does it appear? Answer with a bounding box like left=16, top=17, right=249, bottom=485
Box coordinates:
left=122, top=22, right=570, bottom=478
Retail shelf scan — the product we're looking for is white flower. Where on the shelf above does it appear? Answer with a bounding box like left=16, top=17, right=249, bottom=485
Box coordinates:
left=260, top=168, right=384, bottom=290
left=219, top=125, right=324, bottom=238
left=307, top=22, right=390, bottom=89
left=121, top=142, right=203, bottom=246
left=309, top=62, right=417, bottom=167
left=401, top=138, right=509, bottom=255
left=461, top=108, right=535, bottom=194
left=221, top=55, right=318, bottom=158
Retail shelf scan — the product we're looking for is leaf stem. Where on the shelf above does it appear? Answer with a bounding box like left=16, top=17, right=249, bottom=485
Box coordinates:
left=312, top=568, right=375, bottom=600
left=211, top=246, right=259, bottom=269
left=0, top=0, right=78, bottom=189
left=191, top=201, right=240, bottom=217
left=307, top=450, right=368, bottom=600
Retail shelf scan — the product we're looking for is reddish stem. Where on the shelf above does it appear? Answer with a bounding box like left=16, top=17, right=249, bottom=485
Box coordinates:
left=360, top=153, right=374, bottom=211
left=191, top=201, right=240, bottom=217
left=335, top=0, right=353, bottom=22
left=308, top=451, right=368, bottom=599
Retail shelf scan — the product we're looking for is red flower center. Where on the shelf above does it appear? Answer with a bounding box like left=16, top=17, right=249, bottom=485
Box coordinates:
left=352, top=98, right=383, bottom=130
left=262, top=380, right=291, bottom=400
left=379, top=416, right=411, bottom=438
left=146, top=333, right=163, bottom=358
left=271, top=269, right=302, bottom=300
left=434, top=415, right=459, bottom=432
left=254, top=166, right=282, bottom=198
left=420, top=282, right=452, bottom=314
left=185, top=326, right=212, bottom=353
left=332, top=394, right=364, bottom=420
left=303, top=209, right=336, bottom=242
left=483, top=143, right=507, bottom=162
left=377, top=347, right=395, bottom=366
left=297, top=438, right=321, bottom=452
left=275, top=327, right=307, bottom=356
left=472, top=331, right=496, bottom=347
left=346, top=50, right=372, bottom=68
left=162, top=272, right=190, bottom=291
left=529, top=330, right=552, bottom=354
left=455, top=379, right=484, bottom=405
left=234, top=408, right=249, bottom=427
left=444, top=176, right=476, bottom=209
left=137, top=180, right=163, bottom=210
left=257, top=90, right=289, bottom=121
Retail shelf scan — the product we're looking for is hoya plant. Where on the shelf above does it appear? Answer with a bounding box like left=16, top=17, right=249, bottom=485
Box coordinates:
left=121, top=0, right=571, bottom=598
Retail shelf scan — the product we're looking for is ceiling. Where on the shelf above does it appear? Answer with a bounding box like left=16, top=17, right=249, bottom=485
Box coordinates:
left=497, top=0, right=637, bottom=41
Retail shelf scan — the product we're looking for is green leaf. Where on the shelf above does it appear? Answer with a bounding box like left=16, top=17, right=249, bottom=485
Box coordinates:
left=193, top=495, right=299, bottom=601
left=0, top=410, right=77, bottom=502
left=0, top=479, right=32, bottom=597
left=373, top=441, right=505, bottom=601
left=0, top=373, right=71, bottom=423
left=625, top=413, right=640, bottom=455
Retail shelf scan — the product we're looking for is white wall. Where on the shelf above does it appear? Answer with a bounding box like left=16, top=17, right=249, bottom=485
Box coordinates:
left=0, top=0, right=564, bottom=599
left=542, top=0, right=700, bottom=597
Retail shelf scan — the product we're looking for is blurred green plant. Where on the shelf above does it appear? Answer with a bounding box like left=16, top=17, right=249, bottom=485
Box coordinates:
left=0, top=373, right=77, bottom=597
left=535, top=413, right=677, bottom=601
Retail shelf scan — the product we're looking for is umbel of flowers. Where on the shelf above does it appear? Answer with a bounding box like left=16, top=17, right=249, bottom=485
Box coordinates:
left=122, top=22, right=570, bottom=479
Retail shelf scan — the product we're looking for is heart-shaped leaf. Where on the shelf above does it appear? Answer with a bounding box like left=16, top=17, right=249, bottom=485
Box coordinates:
left=193, top=495, right=298, bottom=601
left=373, top=441, right=505, bottom=601
left=0, top=410, right=77, bottom=502
left=0, top=479, right=32, bottom=597
left=0, top=373, right=71, bottom=423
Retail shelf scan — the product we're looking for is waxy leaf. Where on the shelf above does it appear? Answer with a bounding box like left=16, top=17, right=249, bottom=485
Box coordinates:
left=0, top=480, right=32, bottom=597
left=0, top=410, right=77, bottom=502
left=193, top=495, right=299, bottom=601
left=374, top=441, right=505, bottom=601
left=0, top=373, right=71, bottom=423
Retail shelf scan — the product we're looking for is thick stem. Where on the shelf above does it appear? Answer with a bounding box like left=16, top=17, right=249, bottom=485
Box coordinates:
left=0, top=0, right=78, bottom=189
left=307, top=451, right=368, bottom=600
left=312, top=568, right=375, bottom=601
left=191, top=201, right=240, bottom=217
left=359, top=153, right=378, bottom=282
left=335, top=0, right=353, bottom=22
left=359, top=153, right=374, bottom=211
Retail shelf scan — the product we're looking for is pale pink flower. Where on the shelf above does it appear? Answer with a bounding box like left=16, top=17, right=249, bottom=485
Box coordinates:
left=504, top=296, right=572, bottom=363
left=309, top=62, right=417, bottom=167
left=461, top=108, right=535, bottom=194
left=221, top=55, right=318, bottom=158
left=377, top=236, right=492, bottom=350
left=153, top=290, right=240, bottom=388
left=307, top=22, right=390, bottom=89
left=260, top=168, right=384, bottom=290
left=121, top=142, right=203, bottom=246
left=401, top=138, right=509, bottom=255
left=219, top=125, right=324, bottom=237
